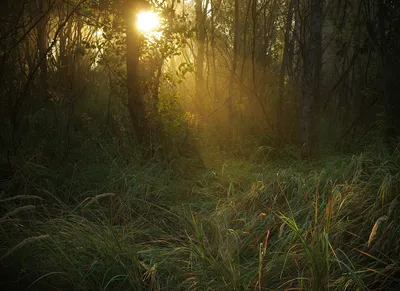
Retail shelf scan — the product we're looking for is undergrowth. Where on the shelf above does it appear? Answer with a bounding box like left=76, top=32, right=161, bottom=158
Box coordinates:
left=1, top=139, right=400, bottom=290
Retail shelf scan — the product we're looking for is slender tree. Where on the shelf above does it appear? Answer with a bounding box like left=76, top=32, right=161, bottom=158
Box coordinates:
left=277, top=0, right=294, bottom=141
left=124, top=0, right=147, bottom=142
left=35, top=0, right=50, bottom=100
left=227, top=0, right=240, bottom=126
left=194, top=0, right=206, bottom=115
left=299, top=0, right=324, bottom=158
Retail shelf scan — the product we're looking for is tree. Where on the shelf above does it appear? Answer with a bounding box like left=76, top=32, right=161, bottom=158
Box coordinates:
left=124, top=0, right=147, bottom=142
left=277, top=0, right=294, bottom=142
left=299, top=0, right=324, bottom=158
left=227, top=0, right=240, bottom=127
left=35, top=0, right=50, bottom=100
left=194, top=0, right=206, bottom=116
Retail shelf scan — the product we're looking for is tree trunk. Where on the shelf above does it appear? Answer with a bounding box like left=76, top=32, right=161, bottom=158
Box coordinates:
left=227, top=0, right=240, bottom=126
left=299, top=0, right=323, bottom=158
left=36, top=0, right=49, bottom=100
left=378, top=0, right=398, bottom=144
left=210, top=0, right=218, bottom=106
left=239, top=0, right=251, bottom=110
left=277, top=0, right=294, bottom=141
left=124, top=0, right=146, bottom=142
left=251, top=0, right=256, bottom=94
left=194, top=0, right=206, bottom=116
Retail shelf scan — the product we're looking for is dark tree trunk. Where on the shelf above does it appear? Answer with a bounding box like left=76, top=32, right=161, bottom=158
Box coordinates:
left=228, top=0, right=240, bottom=126
left=210, top=0, right=218, bottom=106
left=195, top=0, right=206, bottom=115
left=58, top=6, right=72, bottom=89
left=277, top=0, right=294, bottom=141
left=124, top=0, right=146, bottom=142
left=377, top=0, right=400, bottom=144
left=299, top=0, right=323, bottom=158
left=36, top=0, right=49, bottom=100
left=239, top=0, right=251, bottom=111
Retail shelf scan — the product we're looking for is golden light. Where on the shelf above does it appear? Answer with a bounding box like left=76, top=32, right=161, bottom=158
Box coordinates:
left=95, top=29, right=103, bottom=37
left=136, top=11, right=160, bottom=33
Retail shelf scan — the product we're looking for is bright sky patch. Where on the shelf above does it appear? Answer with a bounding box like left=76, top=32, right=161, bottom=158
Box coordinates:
left=136, top=11, right=160, bottom=33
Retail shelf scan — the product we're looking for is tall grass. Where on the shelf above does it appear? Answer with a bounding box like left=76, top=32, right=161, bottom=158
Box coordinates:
left=1, top=139, right=400, bottom=290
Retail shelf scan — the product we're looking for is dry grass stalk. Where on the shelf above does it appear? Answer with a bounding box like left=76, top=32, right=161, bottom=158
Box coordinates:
left=0, top=195, right=44, bottom=203
left=1, top=235, right=50, bottom=260
left=84, top=193, right=115, bottom=207
left=368, top=216, right=388, bottom=248
left=0, top=205, right=35, bottom=222
left=258, top=229, right=271, bottom=291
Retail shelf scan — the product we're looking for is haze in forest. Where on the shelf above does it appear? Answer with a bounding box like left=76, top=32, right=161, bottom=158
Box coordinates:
left=1, top=0, right=400, bottom=290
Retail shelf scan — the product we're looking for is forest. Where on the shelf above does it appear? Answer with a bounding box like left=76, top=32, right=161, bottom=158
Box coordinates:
left=1, top=0, right=400, bottom=290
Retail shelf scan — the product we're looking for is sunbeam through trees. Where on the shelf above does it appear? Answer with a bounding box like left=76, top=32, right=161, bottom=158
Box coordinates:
left=1, top=0, right=400, bottom=290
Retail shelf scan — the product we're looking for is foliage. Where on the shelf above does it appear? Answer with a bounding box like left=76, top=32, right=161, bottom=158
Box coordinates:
left=1, top=0, right=400, bottom=290
left=1, top=139, right=400, bottom=290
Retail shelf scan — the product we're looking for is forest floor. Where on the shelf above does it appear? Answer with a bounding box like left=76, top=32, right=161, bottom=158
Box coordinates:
left=1, top=138, right=400, bottom=290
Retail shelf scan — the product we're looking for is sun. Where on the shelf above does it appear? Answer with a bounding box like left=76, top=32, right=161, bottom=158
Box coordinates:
left=136, top=11, right=160, bottom=34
